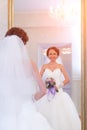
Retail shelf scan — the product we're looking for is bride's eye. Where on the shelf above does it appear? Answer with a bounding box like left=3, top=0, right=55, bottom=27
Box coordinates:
left=52, top=52, right=57, bottom=56
left=49, top=53, right=52, bottom=55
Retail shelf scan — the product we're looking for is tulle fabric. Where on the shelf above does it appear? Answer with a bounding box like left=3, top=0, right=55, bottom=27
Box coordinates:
left=35, top=68, right=81, bottom=130
left=0, top=35, right=53, bottom=130
left=0, top=35, right=32, bottom=79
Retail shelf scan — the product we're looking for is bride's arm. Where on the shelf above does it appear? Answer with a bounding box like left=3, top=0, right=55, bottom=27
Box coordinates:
left=30, top=60, right=46, bottom=101
left=60, top=64, right=70, bottom=85
left=40, top=64, right=46, bottom=77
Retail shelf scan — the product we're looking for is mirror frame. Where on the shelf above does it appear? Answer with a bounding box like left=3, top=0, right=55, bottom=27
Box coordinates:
left=81, top=0, right=87, bottom=130
left=9, top=0, right=87, bottom=130
left=8, top=0, right=14, bottom=29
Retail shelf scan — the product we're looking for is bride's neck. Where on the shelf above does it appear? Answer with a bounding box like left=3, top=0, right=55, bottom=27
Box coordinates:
left=49, top=61, right=56, bottom=65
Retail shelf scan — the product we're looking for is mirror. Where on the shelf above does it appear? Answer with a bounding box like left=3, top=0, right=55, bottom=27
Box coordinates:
left=14, top=0, right=81, bottom=113
left=11, top=0, right=87, bottom=129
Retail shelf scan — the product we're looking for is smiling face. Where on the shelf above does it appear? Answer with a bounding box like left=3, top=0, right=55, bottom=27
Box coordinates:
left=47, top=49, right=58, bottom=62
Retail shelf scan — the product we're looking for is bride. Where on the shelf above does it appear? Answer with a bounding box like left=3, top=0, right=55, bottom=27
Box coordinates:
left=35, top=46, right=81, bottom=130
left=0, top=27, right=53, bottom=130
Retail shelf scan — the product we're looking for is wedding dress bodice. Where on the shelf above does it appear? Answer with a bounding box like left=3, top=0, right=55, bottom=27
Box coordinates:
left=42, top=68, right=63, bottom=87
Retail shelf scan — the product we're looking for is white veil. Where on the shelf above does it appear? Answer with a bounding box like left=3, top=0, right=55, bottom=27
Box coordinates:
left=0, top=35, right=32, bottom=79
left=0, top=35, right=53, bottom=130
left=44, top=56, right=63, bottom=64
left=0, top=35, right=38, bottom=107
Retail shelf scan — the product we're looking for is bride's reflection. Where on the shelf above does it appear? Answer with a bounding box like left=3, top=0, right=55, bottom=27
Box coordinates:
left=35, top=46, right=81, bottom=130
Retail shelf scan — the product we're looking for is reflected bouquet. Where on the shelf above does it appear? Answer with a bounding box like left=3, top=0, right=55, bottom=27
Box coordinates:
left=45, top=77, right=58, bottom=101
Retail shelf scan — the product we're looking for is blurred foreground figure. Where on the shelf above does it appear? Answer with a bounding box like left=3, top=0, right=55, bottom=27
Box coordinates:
left=0, top=27, right=53, bottom=130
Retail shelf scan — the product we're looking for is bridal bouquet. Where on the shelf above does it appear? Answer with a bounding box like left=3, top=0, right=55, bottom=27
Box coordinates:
left=45, top=77, right=58, bottom=101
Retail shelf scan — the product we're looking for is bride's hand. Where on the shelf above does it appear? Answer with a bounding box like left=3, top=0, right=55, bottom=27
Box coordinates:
left=58, top=82, right=64, bottom=89
left=32, top=90, right=46, bottom=102
left=32, top=89, right=47, bottom=102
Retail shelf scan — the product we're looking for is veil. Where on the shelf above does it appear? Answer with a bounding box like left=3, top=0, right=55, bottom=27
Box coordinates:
left=0, top=35, right=38, bottom=104
left=0, top=35, right=32, bottom=79
left=0, top=35, right=53, bottom=130
left=44, top=56, right=63, bottom=64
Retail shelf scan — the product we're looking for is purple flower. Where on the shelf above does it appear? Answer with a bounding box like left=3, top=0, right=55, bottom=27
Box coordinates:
left=45, top=77, right=58, bottom=101
left=45, top=77, right=58, bottom=94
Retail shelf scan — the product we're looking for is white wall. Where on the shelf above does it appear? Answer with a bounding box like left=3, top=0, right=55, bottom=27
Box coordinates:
left=0, top=0, right=8, bottom=39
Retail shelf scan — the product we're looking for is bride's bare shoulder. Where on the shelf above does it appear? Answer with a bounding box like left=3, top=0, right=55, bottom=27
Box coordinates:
left=41, top=64, right=48, bottom=69
left=56, top=63, right=64, bottom=69
left=58, top=63, right=63, bottom=67
left=40, top=64, right=48, bottom=76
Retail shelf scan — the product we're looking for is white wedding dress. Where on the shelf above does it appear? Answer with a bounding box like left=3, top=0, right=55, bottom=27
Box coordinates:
left=0, top=35, right=53, bottom=130
left=35, top=68, right=81, bottom=130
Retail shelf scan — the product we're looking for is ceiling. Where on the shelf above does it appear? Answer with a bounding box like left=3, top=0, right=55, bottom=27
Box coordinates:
left=14, top=0, right=80, bottom=13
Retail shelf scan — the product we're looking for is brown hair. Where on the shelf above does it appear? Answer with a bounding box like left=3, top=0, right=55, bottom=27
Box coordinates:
left=5, top=27, right=29, bottom=45
left=47, top=46, right=60, bottom=56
